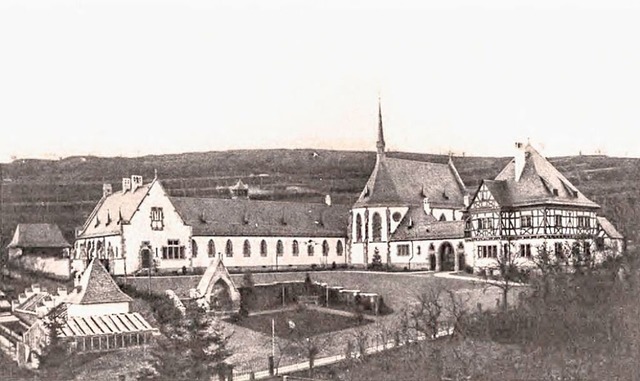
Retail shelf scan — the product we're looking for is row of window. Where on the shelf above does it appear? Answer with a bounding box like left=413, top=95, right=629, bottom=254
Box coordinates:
left=196, top=239, right=344, bottom=258
left=477, top=244, right=533, bottom=259
left=476, top=215, right=592, bottom=229
left=354, top=213, right=383, bottom=242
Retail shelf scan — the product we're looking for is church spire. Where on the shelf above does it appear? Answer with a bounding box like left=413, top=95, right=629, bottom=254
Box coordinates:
left=376, top=97, right=385, bottom=158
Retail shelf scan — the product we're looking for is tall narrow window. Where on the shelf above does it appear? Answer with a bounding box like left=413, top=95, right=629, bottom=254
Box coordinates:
left=208, top=240, right=215, bottom=258
left=372, top=212, right=382, bottom=241
left=225, top=240, right=233, bottom=257
left=355, top=214, right=363, bottom=242
left=243, top=240, right=251, bottom=257
left=292, top=240, right=299, bottom=256
left=336, top=241, right=344, bottom=256
left=521, top=215, right=532, bottom=228
left=150, top=207, right=164, bottom=230
left=308, top=244, right=314, bottom=256
left=260, top=240, right=268, bottom=257
left=276, top=240, right=284, bottom=257
left=191, top=240, right=198, bottom=258
left=322, top=240, right=329, bottom=256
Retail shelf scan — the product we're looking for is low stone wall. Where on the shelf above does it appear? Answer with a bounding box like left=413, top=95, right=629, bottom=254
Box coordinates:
left=241, top=280, right=389, bottom=315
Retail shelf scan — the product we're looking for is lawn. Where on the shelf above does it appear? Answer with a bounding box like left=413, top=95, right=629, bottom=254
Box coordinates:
left=229, top=307, right=371, bottom=339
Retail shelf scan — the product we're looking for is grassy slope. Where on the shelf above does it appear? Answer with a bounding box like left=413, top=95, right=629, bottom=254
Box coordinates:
left=2, top=149, right=639, bottom=250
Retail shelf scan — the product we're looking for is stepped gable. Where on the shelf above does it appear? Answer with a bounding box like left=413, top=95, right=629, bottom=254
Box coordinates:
left=354, top=156, right=467, bottom=209
left=171, top=197, right=349, bottom=237
left=7, top=223, right=71, bottom=249
left=490, top=144, right=599, bottom=208
left=66, top=259, right=132, bottom=305
left=77, top=181, right=154, bottom=239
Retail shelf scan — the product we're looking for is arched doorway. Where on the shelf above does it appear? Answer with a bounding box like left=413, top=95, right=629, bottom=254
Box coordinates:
left=210, top=279, right=233, bottom=312
left=140, top=248, right=152, bottom=269
left=439, top=242, right=455, bottom=271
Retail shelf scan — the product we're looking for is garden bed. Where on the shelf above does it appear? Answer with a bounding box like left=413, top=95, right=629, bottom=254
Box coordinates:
left=227, top=307, right=372, bottom=339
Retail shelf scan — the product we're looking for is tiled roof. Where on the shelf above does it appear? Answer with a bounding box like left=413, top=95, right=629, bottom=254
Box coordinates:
left=171, top=197, right=350, bottom=237
left=597, top=217, right=624, bottom=239
left=391, top=207, right=465, bottom=241
left=354, top=156, right=467, bottom=209
left=486, top=144, right=600, bottom=209
left=7, top=224, right=71, bottom=249
left=77, top=182, right=154, bottom=239
left=66, top=259, right=132, bottom=305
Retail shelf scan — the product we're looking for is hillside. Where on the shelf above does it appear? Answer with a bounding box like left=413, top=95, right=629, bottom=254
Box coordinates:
left=1, top=149, right=638, bottom=249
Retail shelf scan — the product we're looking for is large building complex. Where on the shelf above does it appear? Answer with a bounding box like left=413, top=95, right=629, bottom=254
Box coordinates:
left=60, top=105, right=624, bottom=276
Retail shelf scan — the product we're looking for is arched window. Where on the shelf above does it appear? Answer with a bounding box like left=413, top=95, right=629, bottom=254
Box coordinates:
left=439, top=213, right=447, bottom=221
left=322, top=240, right=329, bottom=256
left=225, top=240, right=233, bottom=257
left=208, top=240, right=215, bottom=258
left=276, top=240, right=284, bottom=257
left=260, top=240, right=268, bottom=257
left=191, top=240, right=198, bottom=257
left=337, top=241, right=344, bottom=256
left=243, top=240, right=251, bottom=257
left=308, top=244, right=314, bottom=256
left=292, top=240, right=299, bottom=256
left=372, top=212, right=382, bottom=242
left=356, top=214, right=363, bottom=242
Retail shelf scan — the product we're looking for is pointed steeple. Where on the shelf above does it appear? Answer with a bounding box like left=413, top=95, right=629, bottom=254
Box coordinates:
left=376, top=97, right=385, bottom=158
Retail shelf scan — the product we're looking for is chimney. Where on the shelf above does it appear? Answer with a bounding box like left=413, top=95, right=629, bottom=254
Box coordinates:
left=514, top=142, right=526, bottom=182
left=122, top=177, right=131, bottom=193
left=422, top=197, right=432, bottom=215
left=324, top=194, right=332, bottom=206
left=131, top=175, right=143, bottom=192
left=102, top=183, right=112, bottom=198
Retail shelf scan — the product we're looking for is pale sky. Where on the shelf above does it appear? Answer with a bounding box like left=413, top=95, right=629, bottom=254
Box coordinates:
left=1, top=0, right=639, bottom=163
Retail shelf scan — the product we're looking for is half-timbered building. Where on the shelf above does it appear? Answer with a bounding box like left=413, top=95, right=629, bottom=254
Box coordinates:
left=467, top=142, right=623, bottom=270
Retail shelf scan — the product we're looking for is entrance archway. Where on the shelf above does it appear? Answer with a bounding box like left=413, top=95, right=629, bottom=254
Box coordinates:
left=210, top=279, right=233, bottom=312
left=140, top=248, right=152, bottom=269
left=439, top=242, right=455, bottom=271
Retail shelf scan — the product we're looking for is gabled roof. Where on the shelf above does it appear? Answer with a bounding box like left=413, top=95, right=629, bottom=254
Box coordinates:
left=486, top=144, right=599, bottom=209
left=597, top=217, right=624, bottom=239
left=66, top=259, right=132, bottom=305
left=77, top=181, right=154, bottom=238
left=171, top=197, right=349, bottom=237
left=354, top=156, right=467, bottom=209
left=196, top=257, right=240, bottom=297
left=7, top=224, right=71, bottom=249
left=390, top=207, right=465, bottom=241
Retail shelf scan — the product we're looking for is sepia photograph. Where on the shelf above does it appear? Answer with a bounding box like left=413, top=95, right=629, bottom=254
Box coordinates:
left=1, top=0, right=639, bottom=380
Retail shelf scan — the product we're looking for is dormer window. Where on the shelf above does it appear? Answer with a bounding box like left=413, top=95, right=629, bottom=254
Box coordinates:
left=151, top=207, right=164, bottom=230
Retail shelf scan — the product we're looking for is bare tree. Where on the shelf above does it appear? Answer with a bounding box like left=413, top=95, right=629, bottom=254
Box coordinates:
left=483, top=240, right=528, bottom=310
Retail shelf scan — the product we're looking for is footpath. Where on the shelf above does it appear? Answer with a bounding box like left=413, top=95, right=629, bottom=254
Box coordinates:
left=433, top=271, right=529, bottom=287
left=232, top=326, right=452, bottom=381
